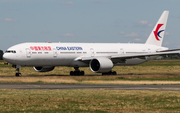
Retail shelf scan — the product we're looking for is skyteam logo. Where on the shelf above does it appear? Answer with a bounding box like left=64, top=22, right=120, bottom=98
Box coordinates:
left=154, top=24, right=164, bottom=41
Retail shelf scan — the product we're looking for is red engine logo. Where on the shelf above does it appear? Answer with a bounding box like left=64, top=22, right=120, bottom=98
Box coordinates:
left=30, top=46, right=52, bottom=51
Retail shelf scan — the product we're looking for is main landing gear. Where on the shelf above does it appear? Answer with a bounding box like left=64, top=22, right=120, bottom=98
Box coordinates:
left=102, top=71, right=117, bottom=75
left=70, top=67, right=85, bottom=76
left=13, top=65, right=22, bottom=77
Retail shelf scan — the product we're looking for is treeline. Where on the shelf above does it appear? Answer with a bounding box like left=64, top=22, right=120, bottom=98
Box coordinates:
left=164, top=54, right=180, bottom=59
left=0, top=50, right=3, bottom=60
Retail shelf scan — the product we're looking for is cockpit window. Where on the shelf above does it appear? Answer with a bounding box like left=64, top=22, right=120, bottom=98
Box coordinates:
left=5, top=50, right=16, bottom=53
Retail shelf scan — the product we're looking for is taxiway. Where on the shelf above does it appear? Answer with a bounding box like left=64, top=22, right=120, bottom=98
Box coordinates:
left=0, top=83, right=180, bottom=91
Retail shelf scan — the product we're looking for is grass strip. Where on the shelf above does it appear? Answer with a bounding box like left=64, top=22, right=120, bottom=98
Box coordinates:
left=1, top=60, right=180, bottom=84
left=1, top=76, right=180, bottom=85
left=0, top=89, right=180, bottom=112
left=1, top=60, right=180, bottom=76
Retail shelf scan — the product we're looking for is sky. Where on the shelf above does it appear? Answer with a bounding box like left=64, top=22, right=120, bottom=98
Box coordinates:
left=0, top=0, right=180, bottom=51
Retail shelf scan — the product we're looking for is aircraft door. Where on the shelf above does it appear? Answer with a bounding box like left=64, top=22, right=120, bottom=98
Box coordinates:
left=53, top=48, right=57, bottom=57
left=120, top=48, right=124, bottom=54
left=26, top=48, right=31, bottom=58
left=148, top=48, right=151, bottom=53
left=90, top=48, right=94, bottom=57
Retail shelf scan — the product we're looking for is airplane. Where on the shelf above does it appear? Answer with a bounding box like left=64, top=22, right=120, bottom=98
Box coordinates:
left=3, top=10, right=180, bottom=76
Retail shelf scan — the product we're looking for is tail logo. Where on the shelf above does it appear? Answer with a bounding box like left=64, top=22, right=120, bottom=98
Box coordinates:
left=154, top=24, right=164, bottom=41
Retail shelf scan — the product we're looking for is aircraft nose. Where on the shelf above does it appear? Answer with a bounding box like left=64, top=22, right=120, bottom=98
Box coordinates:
left=3, top=53, right=13, bottom=62
left=3, top=53, right=8, bottom=61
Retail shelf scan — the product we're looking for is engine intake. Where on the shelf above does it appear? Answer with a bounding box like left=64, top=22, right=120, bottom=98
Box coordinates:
left=33, top=66, right=55, bottom=72
left=90, top=57, right=113, bottom=73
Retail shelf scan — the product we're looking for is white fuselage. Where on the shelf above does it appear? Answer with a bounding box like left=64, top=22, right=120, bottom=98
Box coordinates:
left=2, top=11, right=174, bottom=75
left=3, top=42, right=168, bottom=67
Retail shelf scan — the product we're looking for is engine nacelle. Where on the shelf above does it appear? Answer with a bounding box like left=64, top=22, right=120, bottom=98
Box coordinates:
left=33, top=66, right=55, bottom=72
left=89, top=57, right=113, bottom=73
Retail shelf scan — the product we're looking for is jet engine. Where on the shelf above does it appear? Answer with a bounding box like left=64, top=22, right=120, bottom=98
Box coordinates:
left=33, top=66, right=55, bottom=72
left=89, top=57, right=113, bottom=73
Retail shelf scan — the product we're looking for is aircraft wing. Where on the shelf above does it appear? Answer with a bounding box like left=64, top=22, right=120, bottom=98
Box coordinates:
left=77, top=49, right=180, bottom=62
left=157, top=49, right=180, bottom=52
left=111, top=51, right=180, bottom=59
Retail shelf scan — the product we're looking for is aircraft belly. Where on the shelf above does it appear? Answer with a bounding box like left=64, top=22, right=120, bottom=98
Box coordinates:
left=16, top=58, right=73, bottom=66
left=115, top=58, right=147, bottom=66
left=70, top=61, right=89, bottom=67
left=115, top=56, right=158, bottom=66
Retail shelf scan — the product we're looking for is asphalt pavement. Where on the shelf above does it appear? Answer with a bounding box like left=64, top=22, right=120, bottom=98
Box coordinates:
left=0, top=83, right=180, bottom=91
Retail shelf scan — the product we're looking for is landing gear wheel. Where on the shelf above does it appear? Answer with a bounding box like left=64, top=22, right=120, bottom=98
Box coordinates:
left=15, top=73, right=22, bottom=77
left=113, top=71, right=117, bottom=75
left=70, top=71, right=85, bottom=76
left=70, top=67, right=85, bottom=76
left=70, top=71, right=74, bottom=76
left=80, top=71, right=84, bottom=75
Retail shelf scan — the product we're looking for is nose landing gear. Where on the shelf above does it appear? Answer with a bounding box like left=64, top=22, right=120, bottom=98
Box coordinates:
left=70, top=67, right=85, bottom=76
left=13, top=65, right=22, bottom=77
